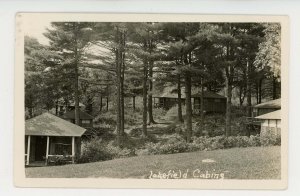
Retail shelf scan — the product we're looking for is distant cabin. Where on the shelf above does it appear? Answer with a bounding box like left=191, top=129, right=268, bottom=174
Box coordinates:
left=192, top=92, right=227, bottom=114
left=61, top=110, right=94, bottom=128
left=55, top=99, right=85, bottom=116
left=153, top=91, right=226, bottom=114
left=25, top=113, right=86, bottom=166
left=255, top=110, right=281, bottom=137
left=252, top=98, right=281, bottom=117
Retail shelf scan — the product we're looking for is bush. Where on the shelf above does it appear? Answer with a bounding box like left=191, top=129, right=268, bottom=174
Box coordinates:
left=78, top=139, right=114, bottom=163
left=106, top=141, right=134, bottom=158
left=144, top=134, right=189, bottom=155
left=128, top=127, right=143, bottom=137
left=149, top=123, right=184, bottom=135
left=140, top=134, right=275, bottom=156
left=260, top=135, right=281, bottom=146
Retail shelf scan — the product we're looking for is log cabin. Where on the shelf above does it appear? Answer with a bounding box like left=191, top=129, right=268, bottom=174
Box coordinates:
left=61, top=109, right=94, bottom=128
left=55, top=98, right=85, bottom=116
left=153, top=91, right=226, bottom=114
left=25, top=113, right=86, bottom=166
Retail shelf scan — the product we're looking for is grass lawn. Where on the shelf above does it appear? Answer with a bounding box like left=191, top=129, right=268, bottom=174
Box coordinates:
left=26, top=146, right=280, bottom=179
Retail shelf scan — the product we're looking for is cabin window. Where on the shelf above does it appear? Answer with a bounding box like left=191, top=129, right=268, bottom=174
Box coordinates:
left=50, top=137, right=72, bottom=156
left=82, top=120, right=91, bottom=124
left=82, top=120, right=90, bottom=124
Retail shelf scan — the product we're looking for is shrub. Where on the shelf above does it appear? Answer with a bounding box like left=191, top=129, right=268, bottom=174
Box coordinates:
left=78, top=139, right=114, bottom=163
left=144, top=134, right=189, bottom=155
left=78, top=136, right=135, bottom=163
left=249, top=134, right=261, bottom=146
left=106, top=141, right=134, bottom=158
left=223, top=136, right=237, bottom=148
left=148, top=124, right=178, bottom=135
left=128, top=127, right=143, bottom=137
left=260, top=134, right=281, bottom=146
left=140, top=134, right=275, bottom=156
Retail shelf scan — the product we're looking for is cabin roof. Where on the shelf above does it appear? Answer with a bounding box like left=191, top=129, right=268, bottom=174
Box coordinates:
left=253, top=98, right=281, bottom=109
left=192, top=91, right=226, bottom=99
left=153, top=90, right=226, bottom=99
left=255, top=110, right=281, bottom=120
left=56, top=98, right=85, bottom=107
left=25, top=113, right=86, bottom=136
left=61, top=109, right=94, bottom=120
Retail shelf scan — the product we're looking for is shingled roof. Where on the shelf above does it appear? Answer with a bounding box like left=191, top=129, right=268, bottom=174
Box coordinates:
left=254, top=98, right=281, bottom=109
left=255, top=110, right=281, bottom=120
left=61, top=109, right=94, bottom=120
left=153, top=90, right=226, bottom=99
left=192, top=91, right=226, bottom=99
left=25, top=113, right=86, bottom=137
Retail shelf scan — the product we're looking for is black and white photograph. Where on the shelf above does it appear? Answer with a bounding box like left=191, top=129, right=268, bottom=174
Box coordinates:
left=14, top=13, right=289, bottom=189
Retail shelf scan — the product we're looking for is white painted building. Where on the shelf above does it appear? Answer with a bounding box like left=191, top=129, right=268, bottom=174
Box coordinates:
left=255, top=110, right=281, bottom=137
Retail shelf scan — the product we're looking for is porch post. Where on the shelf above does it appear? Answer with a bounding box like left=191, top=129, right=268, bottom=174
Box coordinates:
left=26, top=136, right=31, bottom=165
left=45, top=136, right=49, bottom=165
left=72, top=136, right=75, bottom=163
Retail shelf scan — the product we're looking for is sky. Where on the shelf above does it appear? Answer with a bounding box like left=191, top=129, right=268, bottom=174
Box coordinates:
left=24, top=20, right=51, bottom=45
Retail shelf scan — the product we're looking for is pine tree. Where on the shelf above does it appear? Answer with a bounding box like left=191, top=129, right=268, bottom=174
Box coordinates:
left=44, top=22, right=93, bottom=125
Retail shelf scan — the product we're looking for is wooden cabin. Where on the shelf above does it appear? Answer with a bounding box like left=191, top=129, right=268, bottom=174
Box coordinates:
left=153, top=92, right=184, bottom=110
left=255, top=110, right=281, bottom=137
left=252, top=98, right=281, bottom=117
left=153, top=91, right=226, bottom=114
left=25, top=113, right=86, bottom=166
left=55, top=99, right=85, bottom=116
left=61, top=109, right=94, bottom=128
left=192, top=92, right=226, bottom=114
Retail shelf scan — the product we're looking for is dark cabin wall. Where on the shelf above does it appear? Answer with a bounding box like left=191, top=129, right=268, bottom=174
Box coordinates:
left=193, top=98, right=226, bottom=113
left=29, top=136, right=36, bottom=162
left=155, top=97, right=226, bottom=113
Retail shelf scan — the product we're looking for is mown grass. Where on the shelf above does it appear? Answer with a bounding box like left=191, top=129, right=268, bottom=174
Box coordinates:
left=26, top=146, right=280, bottom=179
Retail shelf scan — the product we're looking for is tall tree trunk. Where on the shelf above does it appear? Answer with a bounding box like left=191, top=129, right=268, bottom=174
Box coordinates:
left=120, top=59, right=125, bottom=137
left=256, top=82, right=259, bottom=104
left=246, top=60, right=252, bottom=117
left=177, top=74, right=183, bottom=123
left=238, top=86, right=244, bottom=106
left=258, top=78, right=262, bottom=103
left=272, top=75, right=277, bottom=100
left=185, top=72, right=193, bottom=142
left=106, top=97, right=109, bottom=111
left=100, top=95, right=103, bottom=112
left=115, top=28, right=122, bottom=146
left=55, top=99, right=58, bottom=116
left=133, top=96, right=136, bottom=111
left=225, top=72, right=232, bottom=137
left=74, top=59, right=80, bottom=126
left=199, top=77, right=204, bottom=136
left=148, top=60, right=156, bottom=124
left=120, top=36, right=125, bottom=137
left=73, top=24, right=80, bottom=126
left=142, top=61, right=148, bottom=137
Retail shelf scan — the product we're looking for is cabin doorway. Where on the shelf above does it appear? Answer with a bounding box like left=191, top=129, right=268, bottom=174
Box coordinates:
left=34, top=136, right=47, bottom=161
